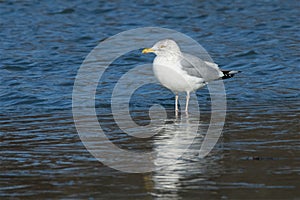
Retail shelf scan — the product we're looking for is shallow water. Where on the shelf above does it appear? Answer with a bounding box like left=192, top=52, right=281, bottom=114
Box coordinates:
left=1, top=0, right=299, bottom=199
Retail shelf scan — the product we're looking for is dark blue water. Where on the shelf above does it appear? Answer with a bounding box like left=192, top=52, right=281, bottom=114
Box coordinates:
left=1, top=0, right=299, bottom=199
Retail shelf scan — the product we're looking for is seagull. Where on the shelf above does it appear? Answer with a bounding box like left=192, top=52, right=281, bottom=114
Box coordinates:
left=142, top=39, right=239, bottom=113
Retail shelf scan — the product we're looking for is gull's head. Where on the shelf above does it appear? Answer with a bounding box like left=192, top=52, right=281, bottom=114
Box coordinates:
left=142, top=39, right=181, bottom=56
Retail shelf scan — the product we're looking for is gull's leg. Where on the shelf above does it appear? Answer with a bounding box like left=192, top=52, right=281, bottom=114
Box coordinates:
left=185, top=91, right=190, bottom=112
left=175, top=93, right=179, bottom=112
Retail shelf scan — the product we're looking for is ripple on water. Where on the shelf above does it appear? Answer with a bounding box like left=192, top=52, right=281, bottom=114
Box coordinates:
left=1, top=0, right=300, bottom=199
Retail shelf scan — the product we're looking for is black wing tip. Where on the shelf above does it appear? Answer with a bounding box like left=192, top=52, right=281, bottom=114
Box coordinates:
left=221, top=70, right=241, bottom=79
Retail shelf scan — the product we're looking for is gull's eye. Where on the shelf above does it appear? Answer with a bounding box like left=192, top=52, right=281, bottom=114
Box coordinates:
left=160, top=45, right=166, bottom=48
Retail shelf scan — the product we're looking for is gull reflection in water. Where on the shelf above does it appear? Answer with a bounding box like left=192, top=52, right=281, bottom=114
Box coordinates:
left=143, top=110, right=222, bottom=199
left=153, top=112, right=201, bottom=169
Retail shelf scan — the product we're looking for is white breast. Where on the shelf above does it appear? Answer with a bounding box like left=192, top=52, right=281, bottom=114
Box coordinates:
left=153, top=56, right=205, bottom=93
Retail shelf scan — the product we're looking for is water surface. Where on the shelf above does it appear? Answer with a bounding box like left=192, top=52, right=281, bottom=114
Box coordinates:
left=1, top=0, right=299, bottom=199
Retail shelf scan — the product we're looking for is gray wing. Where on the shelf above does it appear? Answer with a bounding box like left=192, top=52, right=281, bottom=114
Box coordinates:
left=180, top=53, right=223, bottom=82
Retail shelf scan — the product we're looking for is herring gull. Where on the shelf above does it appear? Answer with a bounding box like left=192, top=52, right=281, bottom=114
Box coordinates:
left=142, top=39, right=239, bottom=112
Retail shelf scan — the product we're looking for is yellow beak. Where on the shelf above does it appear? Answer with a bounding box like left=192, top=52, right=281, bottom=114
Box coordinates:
left=142, top=48, right=155, bottom=54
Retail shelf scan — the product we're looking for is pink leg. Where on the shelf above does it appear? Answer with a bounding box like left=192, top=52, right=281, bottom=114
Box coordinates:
left=185, top=91, right=190, bottom=112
